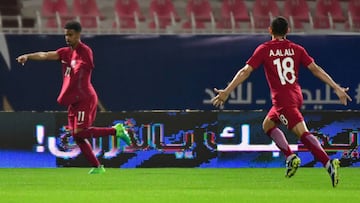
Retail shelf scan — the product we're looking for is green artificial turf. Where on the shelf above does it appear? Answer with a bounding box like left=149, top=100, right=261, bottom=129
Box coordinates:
left=0, top=168, right=359, bottom=203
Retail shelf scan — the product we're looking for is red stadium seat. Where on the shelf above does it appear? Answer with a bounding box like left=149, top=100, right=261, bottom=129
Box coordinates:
left=41, top=0, right=69, bottom=28
left=221, top=0, right=249, bottom=21
left=72, top=0, right=102, bottom=28
left=148, top=0, right=180, bottom=29
left=217, top=0, right=249, bottom=29
left=346, top=0, right=360, bottom=31
left=313, top=15, right=333, bottom=29
left=216, top=20, right=240, bottom=29
left=42, top=0, right=68, bottom=17
left=313, top=0, right=345, bottom=29
left=182, top=20, right=206, bottom=29
left=283, top=0, right=311, bottom=29
left=185, top=0, right=213, bottom=21
left=315, top=0, right=345, bottom=22
left=251, top=0, right=280, bottom=29
left=182, top=0, right=214, bottom=29
left=113, top=0, right=145, bottom=29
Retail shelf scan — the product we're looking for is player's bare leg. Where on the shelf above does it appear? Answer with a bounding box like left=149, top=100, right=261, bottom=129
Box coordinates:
left=72, top=128, right=104, bottom=174
left=263, top=117, right=294, bottom=158
left=71, top=132, right=105, bottom=174
left=263, top=117, right=300, bottom=178
left=71, top=125, right=131, bottom=174
left=292, top=121, right=340, bottom=187
left=73, top=125, right=131, bottom=144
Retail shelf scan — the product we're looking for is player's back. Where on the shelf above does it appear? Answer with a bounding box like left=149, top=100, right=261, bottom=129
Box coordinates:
left=254, top=39, right=313, bottom=107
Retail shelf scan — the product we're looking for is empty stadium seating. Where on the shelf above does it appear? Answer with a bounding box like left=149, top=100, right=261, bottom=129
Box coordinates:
left=0, top=0, right=35, bottom=28
left=346, top=0, right=360, bottom=31
left=0, top=0, right=356, bottom=33
left=313, top=0, right=345, bottom=29
left=42, top=0, right=68, bottom=17
left=41, top=0, right=69, bottom=28
left=217, top=0, right=249, bottom=29
left=283, top=0, right=311, bottom=29
left=113, top=0, right=145, bottom=29
left=72, top=0, right=102, bottom=28
left=251, top=0, right=280, bottom=29
left=0, top=0, right=22, bottom=15
left=148, top=0, right=180, bottom=29
left=182, top=0, right=214, bottom=29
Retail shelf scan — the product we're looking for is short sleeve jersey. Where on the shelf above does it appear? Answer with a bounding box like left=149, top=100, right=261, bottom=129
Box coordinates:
left=56, top=42, right=96, bottom=106
left=246, top=39, right=314, bottom=108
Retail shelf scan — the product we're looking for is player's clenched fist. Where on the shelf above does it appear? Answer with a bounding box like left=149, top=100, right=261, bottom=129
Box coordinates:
left=16, top=55, right=28, bottom=65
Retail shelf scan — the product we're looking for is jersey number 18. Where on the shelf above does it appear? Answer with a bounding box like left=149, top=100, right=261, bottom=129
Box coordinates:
left=273, top=57, right=295, bottom=85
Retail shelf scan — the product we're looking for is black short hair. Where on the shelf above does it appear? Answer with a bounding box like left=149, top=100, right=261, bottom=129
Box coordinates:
left=270, top=16, right=288, bottom=36
left=64, top=21, right=82, bottom=32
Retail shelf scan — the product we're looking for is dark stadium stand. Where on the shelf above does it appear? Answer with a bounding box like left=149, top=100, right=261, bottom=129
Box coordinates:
left=0, top=0, right=22, bottom=15
left=0, top=0, right=34, bottom=29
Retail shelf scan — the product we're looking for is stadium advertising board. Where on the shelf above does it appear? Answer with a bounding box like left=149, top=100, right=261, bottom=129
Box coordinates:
left=217, top=111, right=360, bottom=168
left=0, top=111, right=359, bottom=168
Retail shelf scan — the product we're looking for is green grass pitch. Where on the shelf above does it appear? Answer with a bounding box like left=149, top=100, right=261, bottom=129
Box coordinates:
left=0, top=168, right=359, bottom=203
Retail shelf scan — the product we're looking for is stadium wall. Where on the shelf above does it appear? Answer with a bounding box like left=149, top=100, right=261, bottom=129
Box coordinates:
left=0, top=111, right=358, bottom=168
left=0, top=34, right=359, bottom=111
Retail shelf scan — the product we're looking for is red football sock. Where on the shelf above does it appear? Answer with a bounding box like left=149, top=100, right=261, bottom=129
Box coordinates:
left=266, top=127, right=293, bottom=158
left=74, top=137, right=100, bottom=167
left=74, top=127, right=116, bottom=139
left=300, top=132, right=330, bottom=166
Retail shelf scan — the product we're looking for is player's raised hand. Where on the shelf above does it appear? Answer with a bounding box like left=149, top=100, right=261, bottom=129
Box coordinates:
left=16, top=55, right=28, bottom=66
left=211, top=88, right=229, bottom=108
left=334, top=86, right=352, bottom=106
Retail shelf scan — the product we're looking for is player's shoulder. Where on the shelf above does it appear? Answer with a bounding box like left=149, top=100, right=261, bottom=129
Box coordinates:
left=79, top=42, right=92, bottom=51
left=286, top=39, right=306, bottom=50
left=253, top=42, right=269, bottom=53
left=56, top=46, right=71, bottom=54
left=260, top=39, right=285, bottom=50
left=78, top=42, right=93, bottom=55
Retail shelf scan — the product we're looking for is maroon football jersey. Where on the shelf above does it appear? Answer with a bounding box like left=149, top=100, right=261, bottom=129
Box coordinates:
left=56, top=42, right=97, bottom=106
left=247, top=39, right=314, bottom=108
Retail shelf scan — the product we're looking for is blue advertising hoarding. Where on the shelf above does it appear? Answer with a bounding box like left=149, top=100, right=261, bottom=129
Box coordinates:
left=0, top=34, right=359, bottom=111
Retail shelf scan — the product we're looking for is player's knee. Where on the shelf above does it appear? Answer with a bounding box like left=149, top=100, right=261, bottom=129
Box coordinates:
left=262, top=120, right=267, bottom=131
left=72, top=128, right=85, bottom=138
left=262, top=118, right=275, bottom=133
left=73, top=128, right=84, bottom=135
left=73, top=136, right=85, bottom=144
left=291, top=121, right=309, bottom=138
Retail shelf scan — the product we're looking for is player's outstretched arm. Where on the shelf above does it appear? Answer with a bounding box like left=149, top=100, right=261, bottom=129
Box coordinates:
left=16, top=51, right=59, bottom=65
left=212, top=64, right=254, bottom=107
left=308, top=62, right=352, bottom=106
